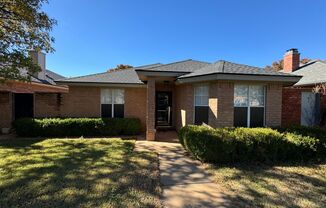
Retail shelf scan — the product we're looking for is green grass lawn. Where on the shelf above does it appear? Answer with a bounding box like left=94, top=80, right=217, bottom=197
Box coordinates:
left=208, top=163, right=326, bottom=208
left=0, top=138, right=161, bottom=208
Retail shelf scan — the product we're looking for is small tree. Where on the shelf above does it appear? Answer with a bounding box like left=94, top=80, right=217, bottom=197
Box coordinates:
left=108, top=64, right=133, bottom=72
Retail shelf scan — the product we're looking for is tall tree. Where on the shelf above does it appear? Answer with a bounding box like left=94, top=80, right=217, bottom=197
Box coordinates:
left=0, top=0, right=56, bottom=81
left=266, top=58, right=312, bottom=71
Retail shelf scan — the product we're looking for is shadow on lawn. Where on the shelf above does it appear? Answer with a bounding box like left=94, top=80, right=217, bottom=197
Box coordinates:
left=0, top=138, right=45, bottom=148
left=210, top=162, right=326, bottom=208
left=0, top=139, right=161, bottom=208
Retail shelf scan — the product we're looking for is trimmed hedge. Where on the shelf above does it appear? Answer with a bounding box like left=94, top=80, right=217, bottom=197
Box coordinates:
left=179, top=125, right=326, bottom=163
left=277, top=125, right=326, bottom=159
left=14, top=118, right=141, bottom=137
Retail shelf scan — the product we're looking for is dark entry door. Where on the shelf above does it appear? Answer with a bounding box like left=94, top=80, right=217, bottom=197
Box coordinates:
left=156, top=92, right=172, bottom=126
left=14, top=93, right=34, bottom=120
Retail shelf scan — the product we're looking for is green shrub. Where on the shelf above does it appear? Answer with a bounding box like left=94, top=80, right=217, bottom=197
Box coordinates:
left=179, top=125, right=325, bottom=163
left=14, top=118, right=141, bottom=137
left=278, top=125, right=326, bottom=158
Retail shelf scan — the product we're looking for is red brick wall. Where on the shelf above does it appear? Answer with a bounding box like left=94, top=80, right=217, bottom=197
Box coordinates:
left=175, top=84, right=194, bottom=130
left=60, top=86, right=101, bottom=117
left=0, top=92, right=12, bottom=131
left=265, top=84, right=283, bottom=127
left=216, top=82, right=234, bottom=127
left=124, top=87, right=147, bottom=130
left=175, top=82, right=282, bottom=129
left=282, top=87, right=302, bottom=126
left=34, top=93, right=61, bottom=118
left=208, top=81, right=234, bottom=127
left=34, top=86, right=148, bottom=130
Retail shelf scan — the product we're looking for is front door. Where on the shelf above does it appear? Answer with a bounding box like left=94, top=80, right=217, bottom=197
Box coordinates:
left=156, top=92, right=172, bottom=126
left=14, top=93, right=34, bottom=120
left=301, top=92, right=318, bottom=126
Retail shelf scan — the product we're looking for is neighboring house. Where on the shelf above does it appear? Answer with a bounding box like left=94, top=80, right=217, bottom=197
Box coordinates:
left=0, top=51, right=302, bottom=140
left=281, top=49, right=326, bottom=126
left=0, top=51, right=68, bottom=133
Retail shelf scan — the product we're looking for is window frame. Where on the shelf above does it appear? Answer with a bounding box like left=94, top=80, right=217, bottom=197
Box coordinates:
left=193, top=84, right=209, bottom=125
left=101, top=88, right=125, bottom=118
left=234, top=84, right=266, bottom=127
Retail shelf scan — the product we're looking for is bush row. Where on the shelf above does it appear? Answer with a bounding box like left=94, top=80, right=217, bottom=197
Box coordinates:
left=179, top=125, right=326, bottom=163
left=14, top=118, right=141, bottom=137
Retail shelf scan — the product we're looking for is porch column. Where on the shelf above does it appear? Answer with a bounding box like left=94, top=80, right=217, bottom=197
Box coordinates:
left=0, top=92, right=13, bottom=134
left=146, top=78, right=156, bottom=141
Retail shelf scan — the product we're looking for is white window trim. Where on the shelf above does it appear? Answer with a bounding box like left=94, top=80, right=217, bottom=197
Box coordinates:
left=193, top=84, right=209, bottom=124
left=194, top=84, right=209, bottom=107
left=100, top=88, right=125, bottom=118
left=234, top=84, right=266, bottom=127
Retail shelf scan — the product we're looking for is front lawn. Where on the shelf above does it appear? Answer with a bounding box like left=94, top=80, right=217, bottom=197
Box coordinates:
left=208, top=163, right=326, bottom=208
left=0, top=138, right=161, bottom=208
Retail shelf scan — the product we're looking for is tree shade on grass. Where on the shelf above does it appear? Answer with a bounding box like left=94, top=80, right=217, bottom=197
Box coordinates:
left=207, top=163, right=326, bottom=208
left=0, top=138, right=161, bottom=208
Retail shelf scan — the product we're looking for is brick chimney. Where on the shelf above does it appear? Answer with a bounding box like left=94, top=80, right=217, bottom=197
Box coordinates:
left=283, top=48, right=300, bottom=73
left=29, top=50, right=46, bottom=80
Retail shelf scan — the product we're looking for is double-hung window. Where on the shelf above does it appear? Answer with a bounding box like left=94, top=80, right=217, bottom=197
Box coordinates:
left=101, top=89, right=125, bottom=118
left=234, top=84, right=265, bottom=127
left=194, top=85, right=209, bottom=125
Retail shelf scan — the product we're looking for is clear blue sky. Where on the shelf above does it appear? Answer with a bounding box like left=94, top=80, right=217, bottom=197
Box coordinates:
left=43, top=0, right=326, bottom=77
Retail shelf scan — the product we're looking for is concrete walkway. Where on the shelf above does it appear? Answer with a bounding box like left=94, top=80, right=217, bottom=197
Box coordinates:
left=135, top=141, right=230, bottom=208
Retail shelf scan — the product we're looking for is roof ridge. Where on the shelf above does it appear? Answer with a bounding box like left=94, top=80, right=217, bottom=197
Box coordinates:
left=134, top=63, right=162, bottom=68
left=142, top=59, right=192, bottom=70
left=295, top=61, right=318, bottom=72
left=46, top=69, right=65, bottom=78
left=222, top=60, right=263, bottom=70
left=139, top=59, right=209, bottom=70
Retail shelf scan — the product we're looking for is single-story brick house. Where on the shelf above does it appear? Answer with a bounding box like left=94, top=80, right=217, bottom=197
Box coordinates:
left=281, top=49, right=326, bottom=126
left=0, top=51, right=302, bottom=140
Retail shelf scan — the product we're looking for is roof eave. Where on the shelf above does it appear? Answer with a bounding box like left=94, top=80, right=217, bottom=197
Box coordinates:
left=135, top=70, right=189, bottom=81
left=176, top=73, right=302, bottom=85
left=294, top=81, right=326, bottom=87
left=0, top=80, right=69, bottom=93
left=54, top=81, right=145, bottom=88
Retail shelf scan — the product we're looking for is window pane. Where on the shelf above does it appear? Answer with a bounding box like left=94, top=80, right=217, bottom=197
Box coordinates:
left=194, top=85, right=209, bottom=106
left=114, top=89, right=125, bottom=104
left=234, top=85, right=248, bottom=107
left=101, top=104, right=112, bottom=118
left=249, top=86, right=264, bottom=107
left=195, top=85, right=209, bottom=96
left=250, top=107, right=264, bottom=127
left=234, top=96, right=248, bottom=107
left=114, top=104, right=124, bottom=118
left=250, top=95, right=264, bottom=107
left=195, top=96, right=201, bottom=106
left=101, top=89, right=112, bottom=104
left=194, top=106, right=209, bottom=125
left=201, top=96, right=209, bottom=106
left=234, top=107, right=248, bottom=127
left=235, top=85, right=248, bottom=97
